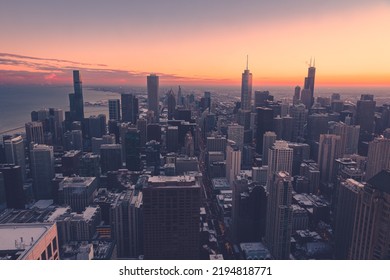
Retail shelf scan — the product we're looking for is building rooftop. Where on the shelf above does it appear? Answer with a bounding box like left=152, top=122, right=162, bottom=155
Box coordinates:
left=147, top=175, right=197, bottom=187
left=59, top=176, right=96, bottom=189
left=368, top=170, right=390, bottom=194
left=0, top=223, right=55, bottom=259
left=211, top=178, right=230, bottom=190
left=240, top=242, right=272, bottom=260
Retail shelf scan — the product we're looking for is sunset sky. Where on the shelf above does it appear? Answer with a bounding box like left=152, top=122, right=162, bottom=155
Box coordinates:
left=0, top=0, right=389, bottom=87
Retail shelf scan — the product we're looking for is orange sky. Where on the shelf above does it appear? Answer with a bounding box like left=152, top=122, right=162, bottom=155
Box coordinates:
left=0, top=1, right=389, bottom=87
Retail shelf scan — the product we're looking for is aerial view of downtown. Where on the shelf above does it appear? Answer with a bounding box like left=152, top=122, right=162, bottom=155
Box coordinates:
left=0, top=1, right=389, bottom=261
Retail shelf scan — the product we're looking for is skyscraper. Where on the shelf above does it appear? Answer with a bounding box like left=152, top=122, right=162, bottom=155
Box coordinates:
left=317, top=134, right=342, bottom=184
left=356, top=94, right=376, bottom=140
left=349, top=170, right=390, bottom=259
left=227, top=124, right=244, bottom=151
left=25, top=121, right=45, bottom=144
left=4, top=135, right=26, bottom=181
left=0, top=164, right=25, bottom=209
left=125, top=129, right=141, bottom=171
left=240, top=58, right=253, bottom=110
left=267, top=141, right=293, bottom=190
left=255, top=107, right=274, bottom=154
left=265, top=171, right=293, bottom=259
left=226, top=143, right=242, bottom=184
left=108, top=99, right=121, bottom=121
left=262, top=131, right=277, bottom=165
left=147, top=74, right=159, bottom=122
left=69, top=70, right=84, bottom=122
left=302, top=60, right=316, bottom=108
left=121, top=94, right=138, bottom=123
left=365, top=137, right=390, bottom=181
left=143, top=176, right=200, bottom=260
left=30, top=144, right=55, bottom=200
left=166, top=89, right=176, bottom=120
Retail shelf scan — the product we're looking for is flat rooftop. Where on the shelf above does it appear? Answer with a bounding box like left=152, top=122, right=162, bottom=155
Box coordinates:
left=0, top=223, right=54, bottom=258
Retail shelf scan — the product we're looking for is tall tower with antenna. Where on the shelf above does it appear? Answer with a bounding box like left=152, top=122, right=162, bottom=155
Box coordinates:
left=240, top=55, right=253, bottom=111
left=302, top=58, right=316, bottom=108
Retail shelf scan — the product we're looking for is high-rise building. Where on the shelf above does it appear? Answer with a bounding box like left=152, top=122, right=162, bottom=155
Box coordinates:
left=227, top=124, right=244, bottom=151
left=4, top=135, right=26, bottom=181
left=350, top=170, right=390, bottom=259
left=334, top=178, right=364, bottom=259
left=121, top=94, right=138, bottom=124
left=254, top=91, right=271, bottom=108
left=59, top=176, right=98, bottom=213
left=143, top=176, right=200, bottom=259
left=87, top=114, right=106, bottom=138
left=317, top=134, right=342, bottom=184
left=226, top=143, right=242, bottom=184
left=25, top=121, right=45, bottom=144
left=356, top=95, right=376, bottom=140
left=256, top=107, right=274, bottom=154
left=147, top=74, right=159, bottom=122
left=291, top=104, right=307, bottom=142
left=302, top=61, right=316, bottom=108
left=100, top=144, right=122, bottom=174
left=262, top=131, right=277, bottom=165
left=62, top=150, right=82, bottom=176
left=240, top=59, right=253, bottom=110
left=108, top=99, right=121, bottom=121
left=206, top=136, right=227, bottom=155
left=365, top=137, right=390, bottom=180
left=63, top=130, right=83, bottom=151
left=137, top=118, right=147, bottom=147
left=307, top=114, right=329, bottom=142
left=265, top=171, right=293, bottom=259
left=0, top=164, right=25, bottom=209
left=267, top=141, right=293, bottom=190
left=332, top=122, right=360, bottom=155
left=125, top=129, right=141, bottom=171
left=288, top=142, right=310, bottom=176
left=30, top=144, right=55, bottom=200
left=79, top=153, right=100, bottom=178
left=69, top=70, right=84, bottom=122
left=166, top=126, right=179, bottom=153
left=166, top=89, right=176, bottom=120
left=293, top=86, right=301, bottom=105
left=184, top=131, right=195, bottom=157
left=110, top=190, right=143, bottom=258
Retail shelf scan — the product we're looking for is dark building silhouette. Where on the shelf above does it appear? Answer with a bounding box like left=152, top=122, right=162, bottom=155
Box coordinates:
left=350, top=171, right=390, bottom=259
left=69, top=70, right=84, bottom=122
left=0, top=164, right=25, bottom=209
left=108, top=99, right=121, bottom=121
left=166, top=89, right=176, bottom=120
left=256, top=107, right=274, bottom=154
left=125, top=129, right=141, bottom=171
left=147, top=74, right=159, bottom=122
left=356, top=94, right=376, bottom=141
left=121, top=94, right=138, bottom=124
left=143, top=176, right=200, bottom=260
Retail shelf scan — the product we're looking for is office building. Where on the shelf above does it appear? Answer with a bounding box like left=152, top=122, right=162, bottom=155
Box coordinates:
left=25, top=121, right=45, bottom=144
left=100, top=144, right=122, bottom=174
left=79, top=153, right=100, bottom=178
left=365, top=137, right=390, bottom=180
left=125, top=129, right=141, bottom=171
left=265, top=171, right=293, bottom=259
left=226, top=143, right=241, bottom=184
left=4, top=135, right=26, bottom=181
left=69, top=70, right=84, bottom=122
left=147, top=74, right=159, bottom=122
left=30, top=144, right=55, bottom=200
left=0, top=223, right=59, bottom=260
left=143, top=176, right=200, bottom=259
left=302, top=61, right=316, bottom=108
left=59, top=176, right=98, bottom=213
left=332, top=122, right=360, bottom=155
left=262, top=131, right=277, bottom=165
left=356, top=94, right=376, bottom=139
left=228, top=124, right=244, bottom=151
left=334, top=179, right=364, bottom=259
left=108, top=99, right=121, bottom=121
left=166, top=126, right=179, bottom=153
left=0, top=164, right=25, bottom=209
left=166, top=89, right=176, bottom=120
left=267, top=141, right=293, bottom=190
left=291, top=104, right=307, bottom=142
left=350, top=171, right=390, bottom=259
left=110, top=189, right=143, bottom=258
left=256, top=107, right=274, bottom=154
left=241, top=60, right=253, bottom=110
left=62, top=150, right=82, bottom=176
left=121, top=94, right=138, bottom=124
left=317, top=134, right=342, bottom=184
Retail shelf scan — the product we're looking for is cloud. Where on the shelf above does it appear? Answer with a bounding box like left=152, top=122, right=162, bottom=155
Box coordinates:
left=0, top=52, right=229, bottom=86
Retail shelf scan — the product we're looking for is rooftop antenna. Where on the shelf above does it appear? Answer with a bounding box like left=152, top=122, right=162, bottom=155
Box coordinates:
left=246, top=55, right=249, bottom=70
left=310, top=57, right=312, bottom=67
left=313, top=57, right=316, bottom=67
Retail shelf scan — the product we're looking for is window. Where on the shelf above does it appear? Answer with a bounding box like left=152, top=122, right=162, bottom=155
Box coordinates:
left=47, top=244, right=52, bottom=258
left=52, top=237, right=57, bottom=251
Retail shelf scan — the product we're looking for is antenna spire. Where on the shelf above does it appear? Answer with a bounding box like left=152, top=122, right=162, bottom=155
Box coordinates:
left=313, top=57, right=316, bottom=67
left=246, top=55, right=249, bottom=70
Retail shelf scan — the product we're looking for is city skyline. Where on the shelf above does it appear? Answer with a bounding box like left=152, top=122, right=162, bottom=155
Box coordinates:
left=0, top=1, right=389, bottom=87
